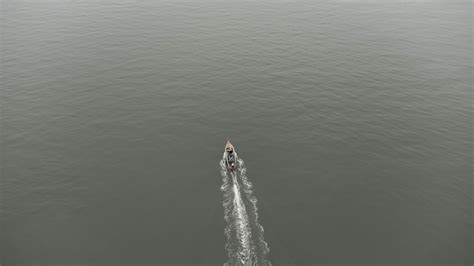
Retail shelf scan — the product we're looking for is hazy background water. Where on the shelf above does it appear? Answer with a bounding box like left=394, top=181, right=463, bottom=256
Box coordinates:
left=2, top=1, right=472, bottom=265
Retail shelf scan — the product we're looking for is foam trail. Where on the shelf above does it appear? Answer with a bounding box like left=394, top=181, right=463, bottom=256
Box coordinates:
left=220, top=158, right=271, bottom=266
left=237, top=158, right=271, bottom=265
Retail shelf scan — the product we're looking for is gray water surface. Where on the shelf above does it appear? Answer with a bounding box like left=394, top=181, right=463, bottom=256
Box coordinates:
left=2, top=1, right=472, bottom=265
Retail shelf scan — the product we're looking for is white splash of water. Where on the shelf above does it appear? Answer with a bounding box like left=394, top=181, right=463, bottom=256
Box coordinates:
left=220, top=158, right=271, bottom=266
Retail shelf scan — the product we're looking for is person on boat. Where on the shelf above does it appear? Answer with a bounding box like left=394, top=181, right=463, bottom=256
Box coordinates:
left=226, top=147, right=236, bottom=169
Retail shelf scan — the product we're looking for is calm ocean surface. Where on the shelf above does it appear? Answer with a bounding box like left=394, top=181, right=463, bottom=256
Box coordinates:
left=2, top=1, right=472, bottom=265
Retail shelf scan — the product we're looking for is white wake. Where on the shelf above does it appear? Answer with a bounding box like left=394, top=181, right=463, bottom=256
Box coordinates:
left=220, top=158, right=271, bottom=266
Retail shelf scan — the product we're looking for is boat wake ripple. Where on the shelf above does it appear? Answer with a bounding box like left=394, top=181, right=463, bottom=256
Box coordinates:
left=220, top=158, right=271, bottom=266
